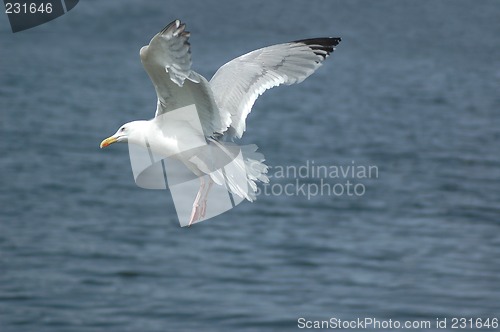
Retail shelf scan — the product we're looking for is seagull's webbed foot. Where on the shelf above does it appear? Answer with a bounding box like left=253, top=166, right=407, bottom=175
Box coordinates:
left=187, top=176, right=213, bottom=227
left=188, top=204, right=201, bottom=227
left=188, top=177, right=205, bottom=227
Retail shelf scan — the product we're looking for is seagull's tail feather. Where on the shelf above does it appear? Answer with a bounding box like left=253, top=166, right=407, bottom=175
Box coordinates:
left=240, top=144, right=269, bottom=201
left=200, top=139, right=268, bottom=202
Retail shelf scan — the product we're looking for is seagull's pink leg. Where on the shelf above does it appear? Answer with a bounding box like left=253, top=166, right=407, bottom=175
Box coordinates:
left=199, top=177, right=213, bottom=219
left=188, top=176, right=205, bottom=227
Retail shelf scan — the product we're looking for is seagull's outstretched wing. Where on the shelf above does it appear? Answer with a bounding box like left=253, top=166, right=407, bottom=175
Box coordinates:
left=140, top=20, right=230, bottom=136
left=210, top=38, right=341, bottom=138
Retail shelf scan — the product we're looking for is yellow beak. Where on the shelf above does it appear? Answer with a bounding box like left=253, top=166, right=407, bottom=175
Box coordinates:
left=100, top=136, right=118, bottom=148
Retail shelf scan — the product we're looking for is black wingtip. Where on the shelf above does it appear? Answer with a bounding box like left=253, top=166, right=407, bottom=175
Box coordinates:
left=160, top=19, right=181, bottom=34
left=293, top=37, right=341, bottom=59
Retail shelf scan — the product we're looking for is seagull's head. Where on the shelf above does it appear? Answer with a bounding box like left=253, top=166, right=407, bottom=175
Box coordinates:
left=100, top=120, right=149, bottom=148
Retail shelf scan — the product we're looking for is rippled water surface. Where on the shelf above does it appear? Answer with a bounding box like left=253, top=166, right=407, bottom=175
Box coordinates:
left=1, top=1, right=499, bottom=331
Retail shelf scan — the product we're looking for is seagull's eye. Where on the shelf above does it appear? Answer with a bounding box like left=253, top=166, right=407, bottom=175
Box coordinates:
left=120, top=127, right=125, bottom=132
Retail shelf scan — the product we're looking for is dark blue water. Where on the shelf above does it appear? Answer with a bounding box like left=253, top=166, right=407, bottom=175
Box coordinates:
left=1, top=1, right=499, bottom=331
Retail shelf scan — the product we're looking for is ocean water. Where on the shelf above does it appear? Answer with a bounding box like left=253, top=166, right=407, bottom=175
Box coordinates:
left=1, top=0, right=499, bottom=331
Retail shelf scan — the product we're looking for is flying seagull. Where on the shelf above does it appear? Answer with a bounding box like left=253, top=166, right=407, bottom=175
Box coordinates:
left=100, top=20, right=341, bottom=226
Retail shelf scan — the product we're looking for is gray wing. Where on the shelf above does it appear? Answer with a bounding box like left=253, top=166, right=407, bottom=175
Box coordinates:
left=210, top=38, right=341, bottom=138
left=140, top=20, right=230, bottom=136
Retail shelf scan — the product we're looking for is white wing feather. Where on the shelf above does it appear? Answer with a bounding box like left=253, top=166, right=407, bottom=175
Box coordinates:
left=140, top=20, right=230, bottom=136
left=210, top=38, right=341, bottom=138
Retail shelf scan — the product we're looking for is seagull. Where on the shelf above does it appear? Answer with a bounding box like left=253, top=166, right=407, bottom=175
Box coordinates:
left=100, top=20, right=341, bottom=226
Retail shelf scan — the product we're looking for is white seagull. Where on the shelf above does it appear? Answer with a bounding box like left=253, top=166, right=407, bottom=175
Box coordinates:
left=100, top=20, right=341, bottom=226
